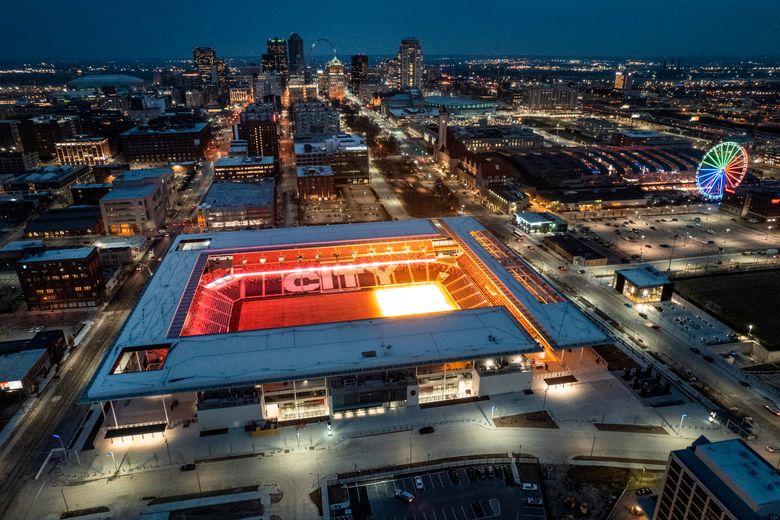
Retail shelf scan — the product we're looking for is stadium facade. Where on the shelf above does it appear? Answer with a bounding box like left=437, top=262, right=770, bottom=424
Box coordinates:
left=84, top=217, right=608, bottom=433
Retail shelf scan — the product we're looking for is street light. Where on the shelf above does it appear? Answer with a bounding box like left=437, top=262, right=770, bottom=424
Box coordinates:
left=748, top=324, right=753, bottom=337
left=639, top=235, right=645, bottom=262
left=678, top=413, right=688, bottom=435
left=106, top=450, right=118, bottom=472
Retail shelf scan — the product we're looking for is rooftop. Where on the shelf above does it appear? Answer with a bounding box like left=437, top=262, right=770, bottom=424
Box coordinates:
left=100, top=184, right=158, bottom=201
left=82, top=217, right=607, bottom=402
left=122, top=122, right=208, bottom=136
left=119, top=168, right=172, bottom=182
left=199, top=180, right=275, bottom=208
left=515, top=212, right=566, bottom=226
left=673, top=436, right=780, bottom=519
left=21, top=247, right=95, bottom=263
left=615, top=264, right=670, bottom=287
left=0, top=349, right=48, bottom=384
left=214, top=156, right=275, bottom=168
left=297, top=165, right=334, bottom=177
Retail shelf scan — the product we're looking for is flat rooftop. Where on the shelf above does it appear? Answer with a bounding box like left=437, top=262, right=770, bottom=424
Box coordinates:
left=119, top=168, right=171, bottom=182
left=83, top=217, right=608, bottom=402
left=22, top=247, right=95, bottom=262
left=214, top=156, right=274, bottom=168
left=101, top=184, right=158, bottom=201
left=616, top=265, right=670, bottom=287
left=296, top=165, right=334, bottom=177
left=674, top=436, right=780, bottom=519
left=199, top=180, right=275, bottom=208
left=122, top=123, right=208, bottom=136
left=515, top=212, right=564, bottom=225
left=0, top=348, right=48, bottom=383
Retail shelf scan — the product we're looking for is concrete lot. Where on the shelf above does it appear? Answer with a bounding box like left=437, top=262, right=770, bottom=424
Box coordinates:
left=576, top=210, right=777, bottom=264
left=300, top=186, right=388, bottom=226
left=344, top=464, right=545, bottom=520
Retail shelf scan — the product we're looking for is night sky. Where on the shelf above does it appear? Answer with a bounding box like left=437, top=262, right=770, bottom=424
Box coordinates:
left=2, top=0, right=779, bottom=60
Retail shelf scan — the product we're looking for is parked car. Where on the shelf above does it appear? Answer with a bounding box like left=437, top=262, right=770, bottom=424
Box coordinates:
left=638, top=312, right=648, bottom=319
left=180, top=463, right=196, bottom=471
left=395, top=489, right=415, bottom=503
left=418, top=426, right=435, bottom=434
left=477, top=467, right=487, bottom=480
left=487, top=465, right=495, bottom=478
left=766, top=446, right=780, bottom=453
left=521, top=483, right=539, bottom=491
left=414, top=476, right=424, bottom=490
left=448, top=468, right=460, bottom=483
left=526, top=497, right=543, bottom=506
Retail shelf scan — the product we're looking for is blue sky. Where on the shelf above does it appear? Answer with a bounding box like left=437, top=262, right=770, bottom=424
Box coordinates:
left=1, top=0, right=779, bottom=60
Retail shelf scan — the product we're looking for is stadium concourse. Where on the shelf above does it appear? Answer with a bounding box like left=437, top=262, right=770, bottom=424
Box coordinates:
left=82, top=217, right=609, bottom=436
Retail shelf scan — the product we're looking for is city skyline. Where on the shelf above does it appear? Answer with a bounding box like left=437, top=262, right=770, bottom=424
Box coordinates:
left=3, top=0, right=780, bottom=60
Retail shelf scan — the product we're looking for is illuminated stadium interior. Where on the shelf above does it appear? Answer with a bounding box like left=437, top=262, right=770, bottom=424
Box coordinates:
left=177, top=237, right=491, bottom=336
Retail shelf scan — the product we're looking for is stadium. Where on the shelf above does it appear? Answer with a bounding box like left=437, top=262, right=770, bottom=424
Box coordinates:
left=84, top=217, right=608, bottom=433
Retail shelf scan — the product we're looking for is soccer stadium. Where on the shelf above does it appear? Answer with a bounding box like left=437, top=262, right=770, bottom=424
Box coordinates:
left=84, top=217, right=608, bottom=433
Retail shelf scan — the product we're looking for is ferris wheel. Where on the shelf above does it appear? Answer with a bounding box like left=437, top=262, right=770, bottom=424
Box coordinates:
left=695, top=142, right=749, bottom=200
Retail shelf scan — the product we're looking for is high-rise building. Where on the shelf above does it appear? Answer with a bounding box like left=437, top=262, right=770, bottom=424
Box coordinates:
left=194, top=47, right=219, bottom=82
left=288, top=33, right=305, bottom=73
left=16, top=248, right=105, bottom=311
left=653, top=436, right=780, bottom=520
left=19, top=116, right=80, bottom=160
left=350, top=55, right=369, bottom=91
left=262, top=38, right=289, bottom=76
left=526, top=86, right=578, bottom=110
left=292, top=101, right=341, bottom=138
left=325, top=57, right=345, bottom=102
left=55, top=136, right=113, bottom=166
left=238, top=103, right=279, bottom=157
left=0, top=120, right=23, bottom=152
left=614, top=70, right=634, bottom=91
left=398, top=37, right=423, bottom=90
left=192, top=47, right=217, bottom=81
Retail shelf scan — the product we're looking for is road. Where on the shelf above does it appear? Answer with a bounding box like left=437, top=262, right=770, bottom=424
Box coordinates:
left=0, top=235, right=172, bottom=516
left=505, top=233, right=780, bottom=450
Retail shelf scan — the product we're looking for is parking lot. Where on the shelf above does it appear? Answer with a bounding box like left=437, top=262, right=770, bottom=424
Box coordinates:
left=339, top=464, right=546, bottom=520
left=574, top=210, right=777, bottom=263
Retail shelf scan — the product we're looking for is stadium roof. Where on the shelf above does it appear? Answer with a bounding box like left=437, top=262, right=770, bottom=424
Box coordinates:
left=83, top=217, right=608, bottom=402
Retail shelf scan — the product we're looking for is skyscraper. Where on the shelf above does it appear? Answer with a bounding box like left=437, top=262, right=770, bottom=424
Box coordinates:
left=288, top=33, right=305, bottom=73
left=262, top=38, right=289, bottom=75
left=350, top=54, right=368, bottom=91
left=398, top=37, right=423, bottom=90
left=238, top=103, right=279, bottom=157
left=325, top=57, right=345, bottom=102
left=614, top=70, right=633, bottom=91
left=193, top=47, right=217, bottom=81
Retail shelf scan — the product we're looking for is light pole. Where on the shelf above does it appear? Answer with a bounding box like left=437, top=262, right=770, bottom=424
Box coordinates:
left=748, top=324, right=753, bottom=338
left=106, top=450, right=118, bottom=472
left=678, top=413, right=688, bottom=436
left=767, top=226, right=773, bottom=241
left=52, top=434, right=66, bottom=461
left=667, top=234, right=679, bottom=271
left=639, top=235, right=645, bottom=262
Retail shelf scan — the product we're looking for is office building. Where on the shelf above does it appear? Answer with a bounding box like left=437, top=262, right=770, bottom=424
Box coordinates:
left=324, top=57, right=345, bottom=102
left=5, top=165, right=92, bottom=205
left=24, top=205, right=104, bottom=238
left=292, top=101, right=340, bottom=138
left=0, top=151, right=39, bottom=173
left=254, top=72, right=282, bottom=105
left=121, top=121, right=211, bottom=163
left=196, top=179, right=276, bottom=230
left=0, top=120, right=23, bottom=151
left=113, top=167, right=176, bottom=213
left=194, top=47, right=217, bottom=81
left=237, top=103, right=278, bottom=157
left=613, top=265, right=674, bottom=303
left=262, top=38, right=288, bottom=76
left=720, top=181, right=780, bottom=223
left=288, top=33, right=304, bottom=73
left=294, top=134, right=369, bottom=184
left=350, top=54, right=369, bottom=90
left=526, top=87, right=578, bottom=110
left=213, top=156, right=276, bottom=182
left=19, top=116, right=81, bottom=160
left=100, top=184, right=167, bottom=236
left=398, top=37, right=423, bottom=89
left=83, top=217, right=607, bottom=433
left=297, top=165, right=336, bottom=201
left=17, top=247, right=105, bottom=311
left=614, top=70, right=634, bottom=91
left=55, top=136, right=112, bottom=166
left=327, top=134, right=369, bottom=184
left=287, top=75, right=318, bottom=104
left=450, top=125, right=543, bottom=153
left=653, top=436, right=780, bottom=520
